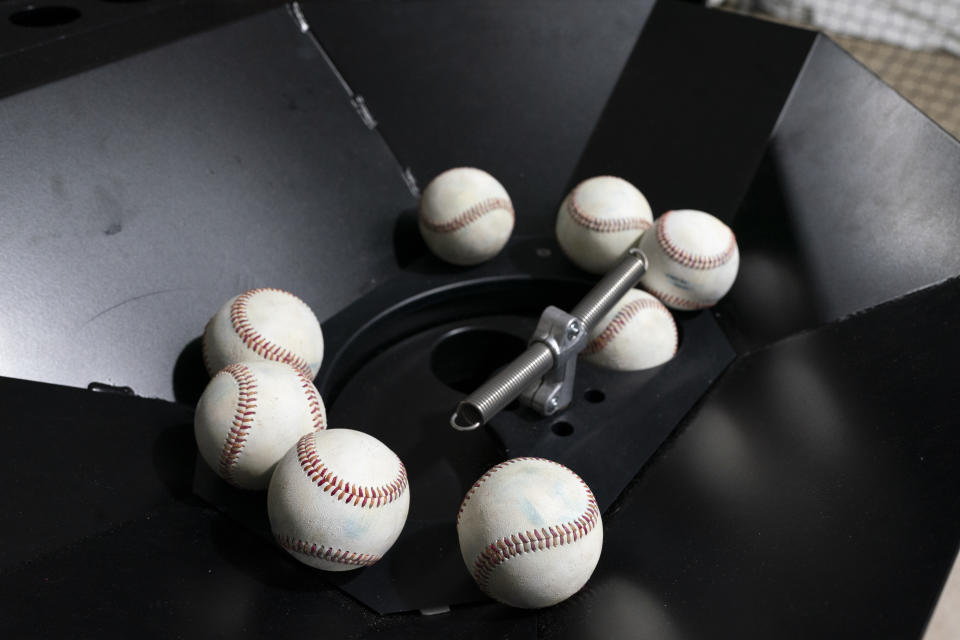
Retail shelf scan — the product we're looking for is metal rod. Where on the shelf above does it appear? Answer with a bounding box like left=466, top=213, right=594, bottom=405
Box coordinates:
left=450, top=248, right=648, bottom=430
left=572, top=248, right=648, bottom=332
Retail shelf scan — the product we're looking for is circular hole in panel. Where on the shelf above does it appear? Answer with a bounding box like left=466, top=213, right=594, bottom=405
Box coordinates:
left=584, top=388, right=605, bottom=403
left=551, top=421, right=575, bottom=437
left=431, top=328, right=527, bottom=395
left=9, top=6, right=82, bottom=27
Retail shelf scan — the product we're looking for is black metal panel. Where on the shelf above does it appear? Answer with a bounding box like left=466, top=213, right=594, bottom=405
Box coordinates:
left=0, top=7, right=414, bottom=401
left=540, top=276, right=960, bottom=639
left=0, top=376, right=194, bottom=570
left=0, top=501, right=535, bottom=638
left=570, top=1, right=816, bottom=220
left=0, top=0, right=288, bottom=99
left=722, top=37, right=960, bottom=350
left=303, top=0, right=656, bottom=236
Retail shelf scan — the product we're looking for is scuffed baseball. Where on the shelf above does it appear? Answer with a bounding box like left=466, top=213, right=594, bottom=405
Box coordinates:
left=556, top=176, right=653, bottom=274
left=203, top=288, right=324, bottom=379
left=581, top=288, right=677, bottom=371
left=268, top=429, right=410, bottom=572
left=419, top=167, right=515, bottom=266
left=638, top=209, right=739, bottom=310
left=457, top=457, right=603, bottom=609
left=194, top=361, right=327, bottom=490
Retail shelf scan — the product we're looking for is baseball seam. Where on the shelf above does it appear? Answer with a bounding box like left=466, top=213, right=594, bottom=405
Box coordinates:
left=275, top=534, right=380, bottom=567
left=420, top=197, right=514, bottom=234
left=566, top=178, right=652, bottom=234
left=217, top=363, right=258, bottom=483
left=644, top=284, right=714, bottom=310
left=297, top=370, right=326, bottom=430
left=581, top=298, right=677, bottom=356
left=230, top=288, right=314, bottom=378
left=657, top=211, right=737, bottom=270
left=458, top=457, right=600, bottom=593
left=297, top=436, right=408, bottom=508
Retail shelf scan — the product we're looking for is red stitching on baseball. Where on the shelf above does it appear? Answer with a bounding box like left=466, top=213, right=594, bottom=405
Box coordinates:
left=297, top=436, right=407, bottom=508
left=644, top=284, right=715, bottom=310
left=566, top=177, right=652, bottom=234
left=421, top=197, right=514, bottom=234
left=230, top=288, right=314, bottom=378
left=581, top=297, right=676, bottom=356
left=657, top=211, right=737, bottom=270
left=275, top=534, right=381, bottom=567
left=217, top=363, right=258, bottom=482
left=296, top=369, right=326, bottom=431
left=457, top=458, right=600, bottom=593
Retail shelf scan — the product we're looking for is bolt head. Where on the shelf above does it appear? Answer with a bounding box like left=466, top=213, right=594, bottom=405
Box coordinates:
left=565, top=320, right=582, bottom=341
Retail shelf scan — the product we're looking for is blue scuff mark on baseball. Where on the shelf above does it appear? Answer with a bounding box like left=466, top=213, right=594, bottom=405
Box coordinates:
left=521, top=497, right=544, bottom=527
left=340, top=515, right=370, bottom=539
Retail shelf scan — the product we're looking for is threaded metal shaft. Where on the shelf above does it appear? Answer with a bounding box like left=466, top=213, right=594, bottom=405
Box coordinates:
left=451, top=343, right=554, bottom=430
left=572, top=248, right=648, bottom=332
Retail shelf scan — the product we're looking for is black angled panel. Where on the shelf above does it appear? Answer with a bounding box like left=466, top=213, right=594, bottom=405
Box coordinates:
left=304, top=0, right=657, bottom=235
left=540, top=276, right=960, bottom=639
left=722, top=37, right=960, bottom=350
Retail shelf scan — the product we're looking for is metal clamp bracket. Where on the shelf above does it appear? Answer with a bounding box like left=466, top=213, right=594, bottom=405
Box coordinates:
left=518, top=306, right=587, bottom=416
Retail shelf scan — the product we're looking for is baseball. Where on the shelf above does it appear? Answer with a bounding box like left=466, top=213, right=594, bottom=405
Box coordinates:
left=268, top=429, right=410, bottom=571
left=456, top=457, right=603, bottom=609
left=638, top=209, right=740, bottom=310
left=194, top=361, right=327, bottom=490
left=418, top=167, right=515, bottom=266
left=203, top=288, right=324, bottom=379
left=581, top=288, right=677, bottom=371
left=556, top=176, right=653, bottom=274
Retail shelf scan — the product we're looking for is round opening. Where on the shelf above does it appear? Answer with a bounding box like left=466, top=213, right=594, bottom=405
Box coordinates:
left=431, top=328, right=527, bottom=395
left=9, top=6, right=82, bottom=27
left=551, top=421, right=575, bottom=437
left=584, top=388, right=605, bottom=403
left=451, top=403, right=483, bottom=431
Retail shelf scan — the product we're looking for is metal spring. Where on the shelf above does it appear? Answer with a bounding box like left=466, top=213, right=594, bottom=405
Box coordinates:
left=450, top=248, right=648, bottom=431
left=451, top=343, right=554, bottom=430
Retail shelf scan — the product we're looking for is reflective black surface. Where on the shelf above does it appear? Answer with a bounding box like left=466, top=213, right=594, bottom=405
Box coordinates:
left=543, top=276, right=960, bottom=639
left=721, top=37, right=960, bottom=351
left=303, top=0, right=657, bottom=235
left=0, top=0, right=958, bottom=637
left=0, top=7, right=413, bottom=400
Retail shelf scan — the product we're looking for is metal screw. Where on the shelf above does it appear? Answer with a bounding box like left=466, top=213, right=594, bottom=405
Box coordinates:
left=546, top=396, right=560, bottom=413
left=565, top=319, right=582, bottom=342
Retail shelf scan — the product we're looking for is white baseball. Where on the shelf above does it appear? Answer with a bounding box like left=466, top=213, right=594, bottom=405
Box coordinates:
left=268, top=429, right=410, bottom=571
left=418, top=167, right=515, bottom=266
left=456, top=457, right=603, bottom=609
left=556, top=176, right=653, bottom=274
left=581, top=288, right=678, bottom=371
left=194, top=361, right=327, bottom=490
left=203, top=288, right=324, bottom=379
left=638, top=209, right=740, bottom=310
